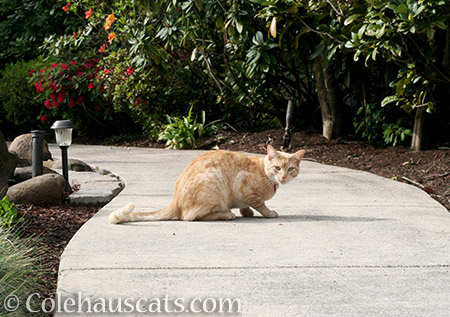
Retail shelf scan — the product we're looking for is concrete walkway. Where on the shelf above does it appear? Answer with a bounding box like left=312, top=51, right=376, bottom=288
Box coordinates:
left=53, top=144, right=450, bottom=316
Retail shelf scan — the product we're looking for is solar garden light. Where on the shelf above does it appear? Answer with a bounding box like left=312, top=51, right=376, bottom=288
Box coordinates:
left=51, top=120, right=76, bottom=194
left=31, top=130, right=46, bottom=177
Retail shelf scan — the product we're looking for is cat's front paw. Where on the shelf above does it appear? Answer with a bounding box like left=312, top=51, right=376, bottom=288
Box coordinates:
left=264, top=210, right=279, bottom=218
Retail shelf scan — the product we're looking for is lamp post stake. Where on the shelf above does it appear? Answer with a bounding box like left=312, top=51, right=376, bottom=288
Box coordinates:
left=31, top=130, right=46, bottom=178
left=60, top=145, right=71, bottom=193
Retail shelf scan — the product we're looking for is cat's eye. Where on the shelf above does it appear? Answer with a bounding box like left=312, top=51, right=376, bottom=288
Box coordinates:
left=274, top=166, right=281, bottom=171
left=288, top=167, right=296, bottom=172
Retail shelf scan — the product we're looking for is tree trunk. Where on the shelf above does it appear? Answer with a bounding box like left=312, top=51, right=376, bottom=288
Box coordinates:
left=282, top=100, right=295, bottom=151
left=314, top=55, right=345, bottom=140
left=411, top=106, right=427, bottom=151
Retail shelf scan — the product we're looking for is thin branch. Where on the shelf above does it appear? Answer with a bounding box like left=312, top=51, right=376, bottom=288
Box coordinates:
left=408, top=34, right=450, bottom=83
left=326, top=0, right=343, bottom=17
left=295, top=15, right=345, bottom=45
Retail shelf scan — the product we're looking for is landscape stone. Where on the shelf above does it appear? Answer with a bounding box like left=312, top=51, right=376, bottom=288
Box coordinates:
left=8, top=133, right=53, bottom=167
left=12, top=166, right=58, bottom=184
left=53, top=158, right=93, bottom=172
left=0, top=130, right=17, bottom=199
left=7, top=173, right=66, bottom=205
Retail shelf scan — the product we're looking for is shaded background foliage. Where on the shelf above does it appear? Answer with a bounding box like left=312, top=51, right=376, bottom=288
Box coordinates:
left=0, top=0, right=448, bottom=149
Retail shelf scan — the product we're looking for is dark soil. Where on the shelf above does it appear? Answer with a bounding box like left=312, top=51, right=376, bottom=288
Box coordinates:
left=16, top=130, right=449, bottom=299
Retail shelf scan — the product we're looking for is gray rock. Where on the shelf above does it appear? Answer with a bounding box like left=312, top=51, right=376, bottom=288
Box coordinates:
left=67, top=171, right=125, bottom=206
left=12, top=166, right=58, bottom=184
left=0, top=130, right=17, bottom=199
left=7, top=174, right=66, bottom=205
left=8, top=133, right=53, bottom=167
left=53, top=158, right=93, bottom=172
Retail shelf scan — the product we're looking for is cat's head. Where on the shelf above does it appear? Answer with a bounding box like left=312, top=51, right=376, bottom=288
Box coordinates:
left=264, top=144, right=305, bottom=185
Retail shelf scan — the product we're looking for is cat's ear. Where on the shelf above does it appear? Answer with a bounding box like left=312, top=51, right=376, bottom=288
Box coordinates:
left=292, top=149, right=305, bottom=165
left=267, top=144, right=279, bottom=161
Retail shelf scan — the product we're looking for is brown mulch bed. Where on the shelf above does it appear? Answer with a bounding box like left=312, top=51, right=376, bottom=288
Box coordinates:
left=14, top=129, right=449, bottom=300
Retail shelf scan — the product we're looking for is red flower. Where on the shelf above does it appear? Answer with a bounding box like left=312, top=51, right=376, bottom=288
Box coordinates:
left=40, top=115, right=48, bottom=122
left=52, top=99, right=59, bottom=108
left=70, top=61, right=77, bottom=65
left=88, top=82, right=94, bottom=89
left=98, top=44, right=107, bottom=53
left=45, top=100, right=51, bottom=109
left=85, top=8, right=93, bottom=19
left=29, top=69, right=35, bottom=77
left=127, top=67, right=134, bottom=75
left=61, top=63, right=68, bottom=70
left=50, top=63, right=59, bottom=70
left=104, top=69, right=111, bottom=74
left=69, top=98, right=75, bottom=108
left=134, top=99, right=140, bottom=107
left=57, top=91, right=66, bottom=103
left=35, top=81, right=44, bottom=93
left=73, top=32, right=77, bottom=38
left=94, top=105, right=100, bottom=112
left=77, top=71, right=84, bottom=77
left=76, top=96, right=84, bottom=104
left=62, top=2, right=70, bottom=12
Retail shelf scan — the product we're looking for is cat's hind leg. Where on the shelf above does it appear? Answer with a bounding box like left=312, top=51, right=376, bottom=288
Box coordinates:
left=180, top=205, right=232, bottom=221
left=200, top=211, right=236, bottom=221
left=240, top=207, right=254, bottom=217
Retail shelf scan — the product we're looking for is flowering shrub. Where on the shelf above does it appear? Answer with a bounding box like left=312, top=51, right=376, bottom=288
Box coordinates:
left=35, top=1, right=226, bottom=139
left=30, top=58, right=118, bottom=135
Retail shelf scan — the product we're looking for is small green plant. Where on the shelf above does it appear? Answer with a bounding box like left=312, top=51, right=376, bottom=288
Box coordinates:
left=0, top=196, right=23, bottom=228
left=158, top=107, right=222, bottom=149
left=353, top=102, right=386, bottom=144
left=383, top=118, right=413, bottom=147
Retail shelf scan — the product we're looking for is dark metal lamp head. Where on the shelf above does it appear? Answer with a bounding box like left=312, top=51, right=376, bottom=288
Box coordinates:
left=51, top=120, right=76, bottom=147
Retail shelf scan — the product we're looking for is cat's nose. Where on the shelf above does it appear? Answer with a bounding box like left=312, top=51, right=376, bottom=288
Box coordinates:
left=281, top=174, right=287, bottom=180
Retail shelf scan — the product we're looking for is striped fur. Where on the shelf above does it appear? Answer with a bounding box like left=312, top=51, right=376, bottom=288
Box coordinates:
left=108, top=145, right=305, bottom=224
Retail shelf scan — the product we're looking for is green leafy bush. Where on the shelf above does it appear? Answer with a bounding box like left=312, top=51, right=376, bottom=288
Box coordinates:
left=0, top=227, right=47, bottom=316
left=0, top=0, right=82, bottom=68
left=0, top=57, right=49, bottom=137
left=158, top=107, right=222, bottom=149
left=0, top=196, right=23, bottom=228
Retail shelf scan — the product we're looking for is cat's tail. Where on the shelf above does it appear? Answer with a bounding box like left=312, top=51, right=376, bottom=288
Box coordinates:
left=108, top=202, right=178, bottom=224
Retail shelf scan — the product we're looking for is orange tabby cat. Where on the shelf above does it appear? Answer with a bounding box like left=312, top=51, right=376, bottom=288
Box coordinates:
left=109, top=145, right=305, bottom=223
